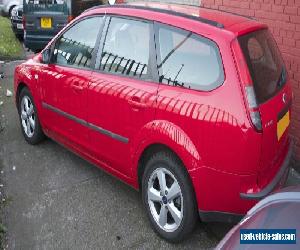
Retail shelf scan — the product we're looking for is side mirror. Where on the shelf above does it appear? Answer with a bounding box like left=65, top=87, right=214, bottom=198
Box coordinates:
left=41, top=48, right=51, bottom=64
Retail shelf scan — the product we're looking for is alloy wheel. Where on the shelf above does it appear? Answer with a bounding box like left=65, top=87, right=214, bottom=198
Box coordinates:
left=20, top=95, right=35, bottom=138
left=147, top=167, right=183, bottom=232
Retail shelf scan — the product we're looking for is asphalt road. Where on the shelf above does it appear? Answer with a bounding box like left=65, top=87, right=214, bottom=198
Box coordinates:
left=0, top=61, right=299, bottom=250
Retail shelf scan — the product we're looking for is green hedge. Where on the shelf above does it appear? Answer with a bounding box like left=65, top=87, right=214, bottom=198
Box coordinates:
left=0, top=16, right=23, bottom=60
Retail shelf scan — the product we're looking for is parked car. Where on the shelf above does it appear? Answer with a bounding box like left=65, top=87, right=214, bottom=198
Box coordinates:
left=10, top=4, right=23, bottom=39
left=14, top=2, right=293, bottom=242
left=0, top=0, right=22, bottom=16
left=23, top=0, right=103, bottom=52
left=216, top=185, right=300, bottom=249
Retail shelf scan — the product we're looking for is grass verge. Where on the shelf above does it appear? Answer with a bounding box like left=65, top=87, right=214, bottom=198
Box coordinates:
left=0, top=16, right=23, bottom=60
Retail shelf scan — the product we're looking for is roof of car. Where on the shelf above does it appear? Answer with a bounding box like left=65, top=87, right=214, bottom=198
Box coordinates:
left=129, top=2, right=253, bottom=28
left=84, top=2, right=266, bottom=36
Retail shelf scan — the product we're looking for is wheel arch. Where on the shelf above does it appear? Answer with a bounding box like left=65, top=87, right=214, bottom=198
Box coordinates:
left=137, top=143, right=179, bottom=189
left=133, top=120, right=202, bottom=190
left=16, top=82, right=29, bottom=111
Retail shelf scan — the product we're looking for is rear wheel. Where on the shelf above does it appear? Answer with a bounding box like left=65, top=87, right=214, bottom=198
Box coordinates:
left=18, top=87, right=45, bottom=144
left=142, top=151, right=198, bottom=243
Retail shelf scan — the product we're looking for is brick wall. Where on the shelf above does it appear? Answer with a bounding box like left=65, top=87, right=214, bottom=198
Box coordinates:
left=202, top=0, right=300, bottom=160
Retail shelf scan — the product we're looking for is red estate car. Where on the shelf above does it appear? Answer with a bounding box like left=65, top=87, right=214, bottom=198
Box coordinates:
left=14, top=2, right=293, bottom=242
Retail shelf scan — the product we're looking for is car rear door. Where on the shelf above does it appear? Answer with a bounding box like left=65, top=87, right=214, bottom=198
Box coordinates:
left=87, top=16, right=158, bottom=177
left=238, top=29, right=293, bottom=186
left=40, top=16, right=104, bottom=151
left=153, top=22, right=232, bottom=173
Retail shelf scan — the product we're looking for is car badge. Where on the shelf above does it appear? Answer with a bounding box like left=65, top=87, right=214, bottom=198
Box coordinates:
left=282, top=93, right=287, bottom=104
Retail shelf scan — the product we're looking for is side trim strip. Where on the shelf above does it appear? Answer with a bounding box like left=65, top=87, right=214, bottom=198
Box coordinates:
left=42, top=102, right=129, bottom=144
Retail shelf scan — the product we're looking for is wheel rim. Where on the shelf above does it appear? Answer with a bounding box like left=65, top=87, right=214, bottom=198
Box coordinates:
left=147, top=167, right=183, bottom=232
left=20, top=96, right=35, bottom=138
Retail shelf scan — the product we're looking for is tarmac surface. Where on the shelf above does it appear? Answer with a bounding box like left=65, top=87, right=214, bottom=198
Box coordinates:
left=0, top=60, right=299, bottom=250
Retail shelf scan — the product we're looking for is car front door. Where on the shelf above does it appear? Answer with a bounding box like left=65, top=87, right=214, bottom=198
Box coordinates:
left=39, top=16, right=104, bottom=151
left=87, top=16, right=159, bottom=177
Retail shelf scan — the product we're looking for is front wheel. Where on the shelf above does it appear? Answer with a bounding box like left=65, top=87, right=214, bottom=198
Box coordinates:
left=18, top=87, right=45, bottom=144
left=142, top=151, right=198, bottom=243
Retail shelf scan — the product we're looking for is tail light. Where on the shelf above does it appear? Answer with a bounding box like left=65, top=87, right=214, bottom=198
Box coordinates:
left=245, top=86, right=262, bottom=131
left=67, top=15, right=73, bottom=23
left=232, top=39, right=262, bottom=132
left=22, top=14, right=26, bottom=30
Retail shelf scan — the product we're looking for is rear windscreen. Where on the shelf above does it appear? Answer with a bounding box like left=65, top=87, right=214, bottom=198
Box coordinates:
left=25, top=0, right=65, bottom=4
left=238, top=29, right=286, bottom=104
left=24, top=0, right=67, bottom=12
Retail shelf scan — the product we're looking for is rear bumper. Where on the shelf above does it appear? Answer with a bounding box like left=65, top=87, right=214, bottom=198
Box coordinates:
left=193, top=141, right=292, bottom=223
left=240, top=142, right=292, bottom=200
left=24, top=34, right=53, bottom=52
left=199, top=210, right=243, bottom=224
left=11, top=20, right=24, bottom=35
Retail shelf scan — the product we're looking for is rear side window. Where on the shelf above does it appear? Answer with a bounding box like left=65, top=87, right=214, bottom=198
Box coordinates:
left=156, top=24, right=224, bottom=91
left=238, top=29, right=286, bottom=104
left=52, top=16, right=103, bottom=69
left=99, top=17, right=150, bottom=78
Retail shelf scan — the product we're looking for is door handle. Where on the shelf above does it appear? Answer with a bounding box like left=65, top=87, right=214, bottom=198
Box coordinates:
left=71, top=84, right=84, bottom=92
left=128, top=97, right=147, bottom=109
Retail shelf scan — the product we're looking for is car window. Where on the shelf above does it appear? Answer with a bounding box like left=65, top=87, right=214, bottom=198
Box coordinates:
left=156, top=25, right=224, bottom=91
left=25, top=0, right=65, bottom=4
left=239, top=29, right=285, bottom=104
left=98, top=17, right=150, bottom=78
left=248, top=38, right=264, bottom=61
left=52, top=16, right=103, bottom=69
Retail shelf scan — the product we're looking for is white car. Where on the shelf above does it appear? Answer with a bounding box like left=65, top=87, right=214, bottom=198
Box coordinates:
left=0, top=0, right=22, bottom=16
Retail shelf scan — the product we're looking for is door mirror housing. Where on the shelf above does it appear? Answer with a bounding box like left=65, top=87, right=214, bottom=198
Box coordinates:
left=41, top=48, right=51, bottom=64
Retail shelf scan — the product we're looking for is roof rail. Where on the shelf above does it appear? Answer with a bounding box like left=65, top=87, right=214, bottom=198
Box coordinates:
left=83, top=4, right=225, bottom=28
left=201, top=6, right=255, bottom=20
left=164, top=2, right=255, bottom=20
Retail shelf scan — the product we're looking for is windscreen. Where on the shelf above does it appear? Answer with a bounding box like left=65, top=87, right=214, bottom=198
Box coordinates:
left=238, top=29, right=286, bottom=104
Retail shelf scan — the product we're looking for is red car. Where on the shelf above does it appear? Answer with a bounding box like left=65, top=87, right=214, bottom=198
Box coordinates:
left=14, top=2, right=293, bottom=242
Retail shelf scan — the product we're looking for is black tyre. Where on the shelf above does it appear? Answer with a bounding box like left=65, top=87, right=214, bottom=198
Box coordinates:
left=142, top=151, right=198, bottom=243
left=16, top=33, right=24, bottom=41
left=18, top=87, right=45, bottom=144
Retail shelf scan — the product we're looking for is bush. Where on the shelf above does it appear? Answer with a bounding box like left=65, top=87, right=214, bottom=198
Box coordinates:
left=0, top=16, right=23, bottom=60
